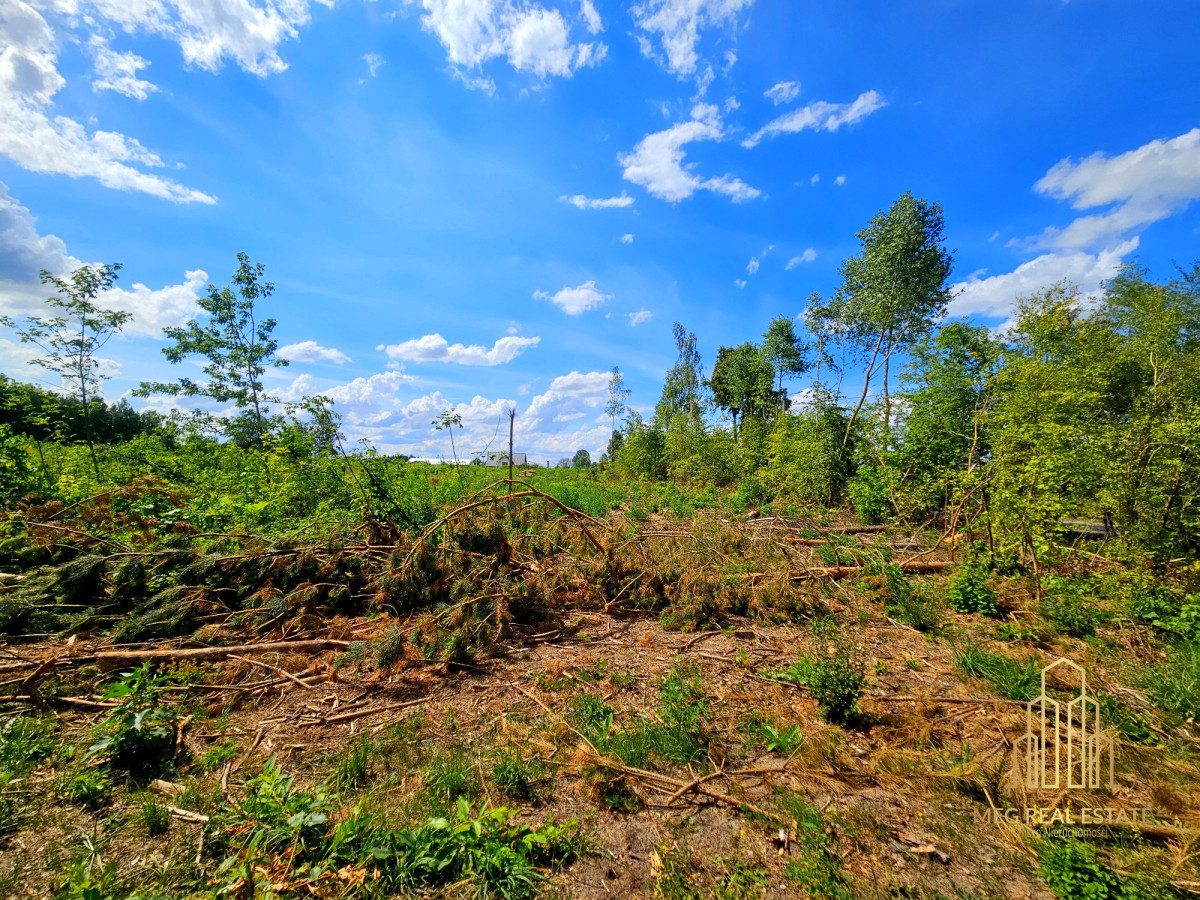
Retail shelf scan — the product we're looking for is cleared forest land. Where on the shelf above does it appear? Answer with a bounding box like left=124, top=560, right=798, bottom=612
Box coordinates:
left=1, top=459, right=1198, bottom=900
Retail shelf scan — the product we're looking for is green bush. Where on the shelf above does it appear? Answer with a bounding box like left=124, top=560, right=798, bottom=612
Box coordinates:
left=1039, top=839, right=1154, bottom=900
left=809, top=644, right=865, bottom=724
left=1040, top=577, right=1109, bottom=638
left=945, top=565, right=998, bottom=616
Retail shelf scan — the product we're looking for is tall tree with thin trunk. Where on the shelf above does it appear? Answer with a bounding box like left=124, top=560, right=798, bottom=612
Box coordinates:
left=655, top=323, right=706, bottom=426
left=17, top=264, right=129, bottom=476
left=605, top=366, right=630, bottom=437
left=137, top=253, right=288, bottom=445
left=807, top=191, right=955, bottom=450
left=762, top=315, right=809, bottom=411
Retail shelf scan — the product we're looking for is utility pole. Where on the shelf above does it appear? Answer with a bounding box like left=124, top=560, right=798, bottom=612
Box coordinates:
left=508, top=408, right=516, bottom=494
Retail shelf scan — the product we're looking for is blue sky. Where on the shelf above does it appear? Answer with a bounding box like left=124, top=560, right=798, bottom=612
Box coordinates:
left=2, top=0, right=1199, bottom=461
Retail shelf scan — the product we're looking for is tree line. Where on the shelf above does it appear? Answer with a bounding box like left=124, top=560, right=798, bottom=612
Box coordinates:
left=604, top=192, right=1200, bottom=566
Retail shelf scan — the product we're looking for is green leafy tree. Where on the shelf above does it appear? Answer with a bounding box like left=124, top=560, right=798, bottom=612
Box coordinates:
left=572, top=448, right=592, bottom=468
left=605, top=366, right=630, bottom=457
left=708, top=342, right=779, bottom=442
left=16, top=263, right=130, bottom=475
left=807, top=191, right=955, bottom=448
left=433, top=409, right=466, bottom=494
left=655, top=323, right=706, bottom=426
left=887, top=321, right=1001, bottom=518
left=137, top=253, right=288, bottom=445
left=762, top=315, right=809, bottom=409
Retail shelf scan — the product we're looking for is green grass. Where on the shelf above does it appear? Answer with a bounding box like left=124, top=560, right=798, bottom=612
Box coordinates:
left=953, top=641, right=1040, bottom=701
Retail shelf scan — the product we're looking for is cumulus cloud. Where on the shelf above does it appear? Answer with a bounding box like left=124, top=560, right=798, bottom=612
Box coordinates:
left=363, top=52, right=385, bottom=77
left=630, top=0, right=753, bottom=78
left=90, top=37, right=157, bottom=100
left=1028, top=128, right=1200, bottom=250
left=103, top=270, right=208, bottom=338
left=382, top=333, right=541, bottom=365
left=628, top=309, right=652, bottom=326
left=559, top=191, right=634, bottom=209
left=278, top=340, right=351, bottom=364
left=416, top=0, right=607, bottom=82
left=319, top=371, right=420, bottom=426
left=533, top=280, right=611, bottom=315
left=834, top=174, right=846, bottom=186
left=619, top=102, right=761, bottom=203
left=0, top=1, right=216, bottom=203
left=742, top=90, right=886, bottom=148
left=785, top=248, right=816, bottom=269
left=949, top=239, right=1138, bottom=322
left=620, top=233, right=634, bottom=243
left=0, top=181, right=204, bottom=335
left=763, top=80, right=799, bottom=104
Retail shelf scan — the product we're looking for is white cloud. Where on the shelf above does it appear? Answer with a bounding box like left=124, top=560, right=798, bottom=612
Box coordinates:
left=763, top=80, right=799, bottom=104
left=87, top=0, right=325, bottom=77
left=278, top=340, right=351, bottom=364
left=1029, top=128, right=1200, bottom=250
left=0, top=1, right=216, bottom=203
left=733, top=278, right=746, bottom=289
left=745, top=243, right=773, bottom=275
left=619, top=102, right=760, bottom=203
left=320, top=371, right=420, bottom=426
left=620, top=233, right=634, bottom=243
left=0, top=180, right=205, bottom=335
left=949, top=239, right=1137, bottom=322
left=810, top=173, right=819, bottom=185
left=103, top=269, right=208, bottom=338
left=363, top=52, right=385, bottom=77
left=382, top=332, right=541, bottom=365
left=628, top=309, right=652, bottom=326
left=91, top=37, right=157, bottom=100
left=785, top=248, right=816, bottom=269
left=580, top=0, right=602, bottom=34
left=533, top=280, right=611, bottom=315
left=834, top=174, right=846, bottom=186
left=559, top=191, right=634, bottom=209
left=417, top=0, right=607, bottom=81
left=742, top=90, right=886, bottom=148
left=723, top=94, right=738, bottom=111
left=630, top=0, right=754, bottom=78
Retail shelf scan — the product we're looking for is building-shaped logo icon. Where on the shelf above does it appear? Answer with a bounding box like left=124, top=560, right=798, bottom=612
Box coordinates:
left=1012, top=658, right=1115, bottom=790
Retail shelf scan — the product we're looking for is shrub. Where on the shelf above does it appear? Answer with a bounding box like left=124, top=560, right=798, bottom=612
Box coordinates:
left=945, top=565, right=998, bottom=616
left=1039, top=839, right=1154, bottom=900
left=809, top=644, right=865, bottom=724
left=1040, top=577, right=1109, bottom=638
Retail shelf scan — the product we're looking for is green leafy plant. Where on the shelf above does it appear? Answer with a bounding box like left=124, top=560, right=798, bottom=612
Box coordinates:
left=945, top=564, right=998, bottom=616
left=87, top=664, right=178, bottom=776
left=1039, top=839, right=1154, bottom=900
left=761, top=723, right=804, bottom=754
left=809, top=644, right=866, bottom=724
left=1040, top=577, right=1109, bottom=638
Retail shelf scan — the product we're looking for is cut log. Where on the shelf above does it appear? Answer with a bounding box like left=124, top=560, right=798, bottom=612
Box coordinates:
left=89, top=639, right=351, bottom=670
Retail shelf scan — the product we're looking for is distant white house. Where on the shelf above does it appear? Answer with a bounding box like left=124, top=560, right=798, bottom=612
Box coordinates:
left=486, top=451, right=527, bottom=467
left=407, top=457, right=460, bottom=465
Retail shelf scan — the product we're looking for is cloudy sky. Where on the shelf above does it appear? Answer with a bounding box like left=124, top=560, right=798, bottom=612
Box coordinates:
left=1, top=0, right=1198, bottom=461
